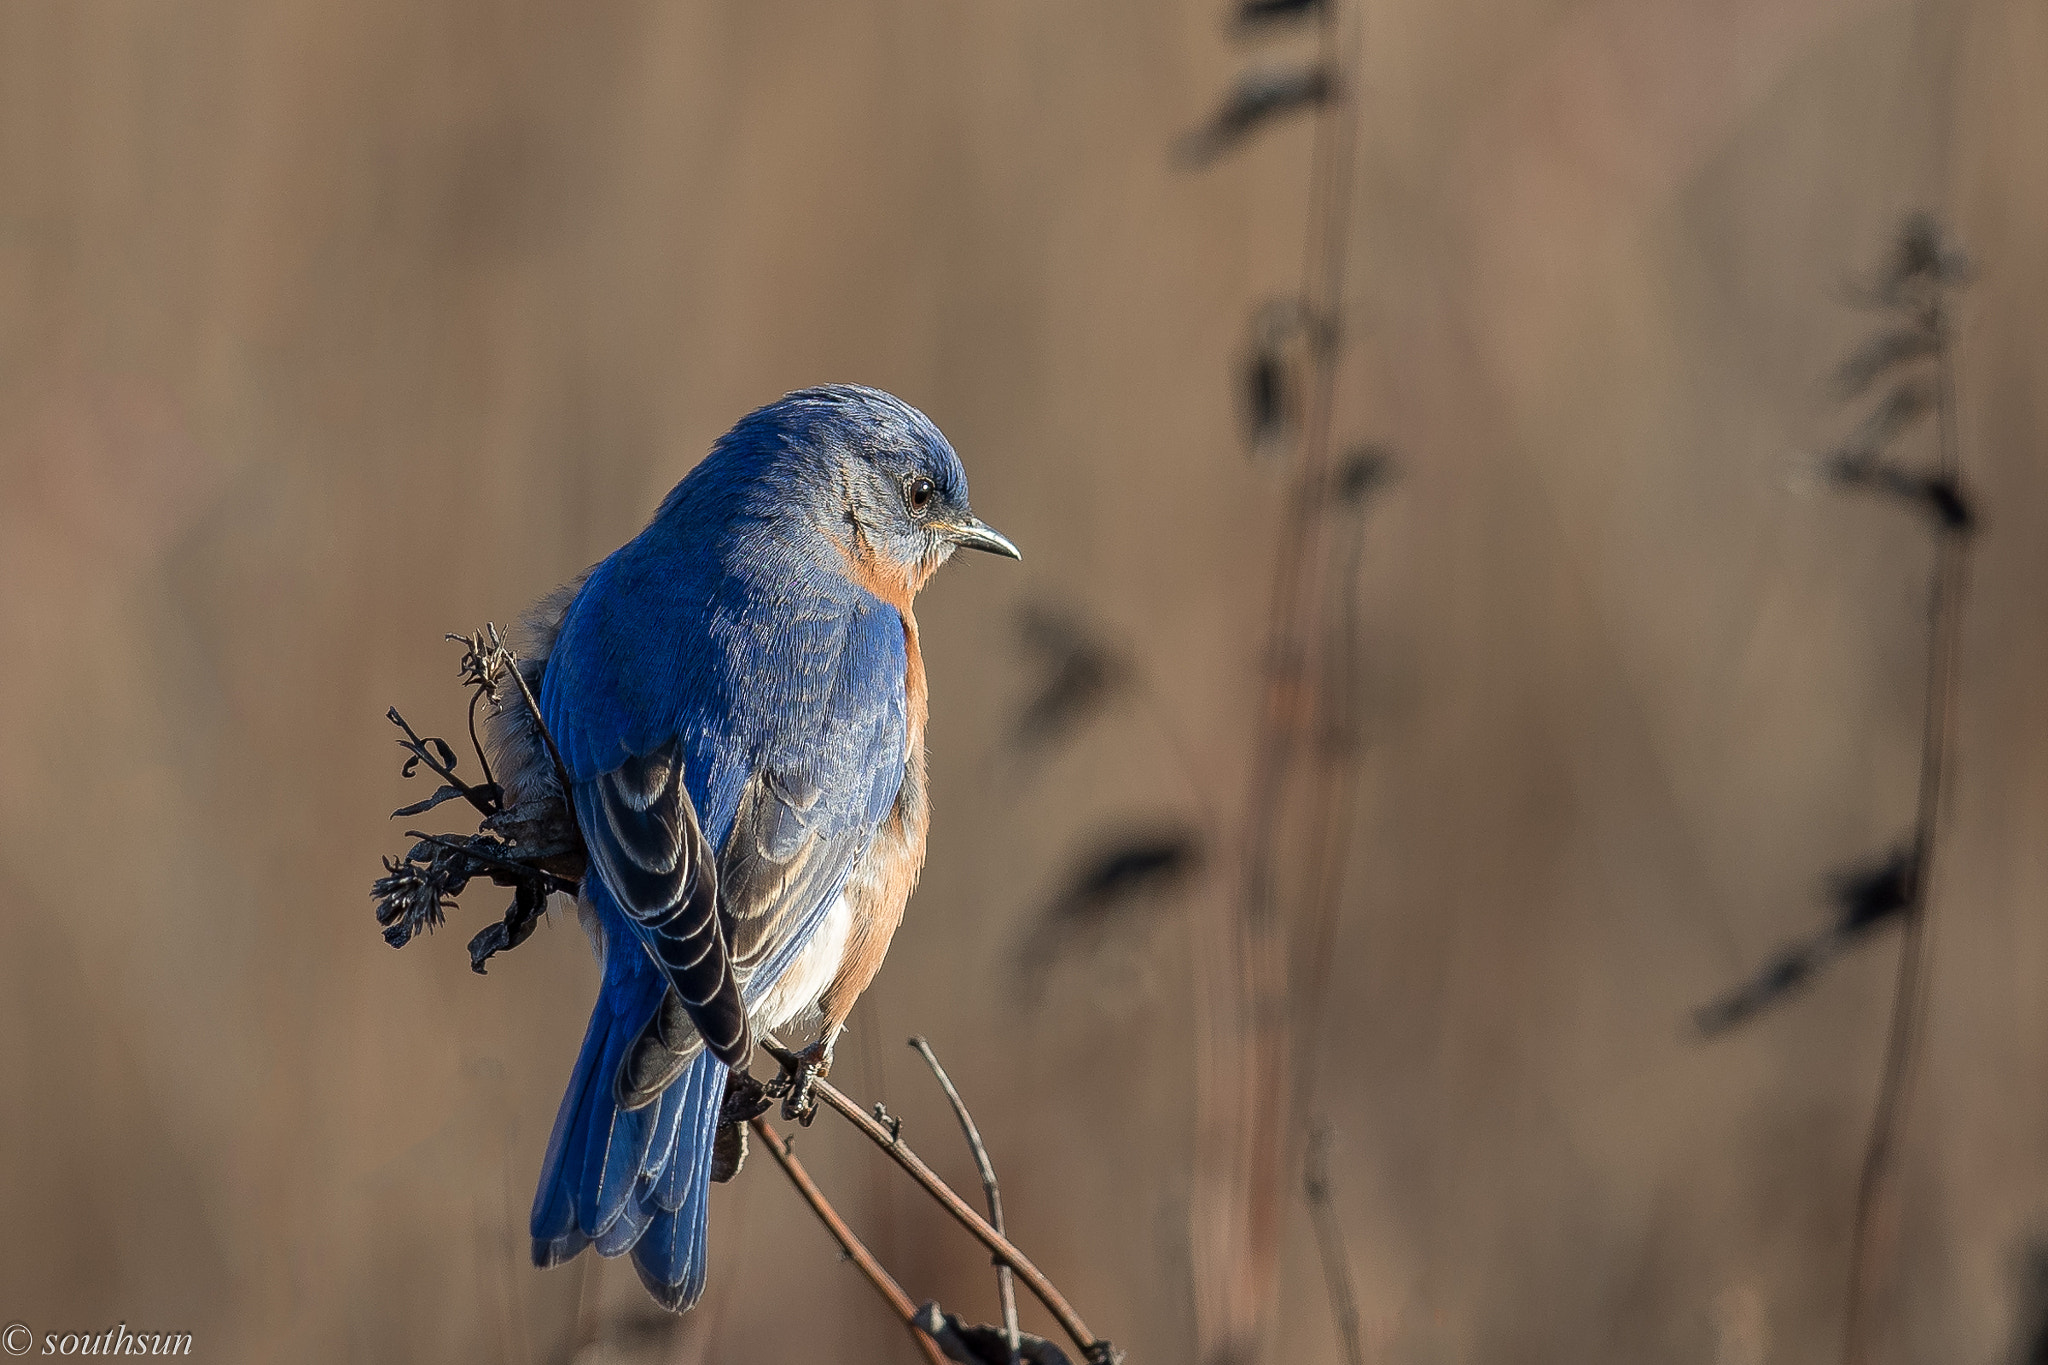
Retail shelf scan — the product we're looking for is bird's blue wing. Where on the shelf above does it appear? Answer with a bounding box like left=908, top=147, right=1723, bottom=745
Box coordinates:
left=571, top=739, right=748, bottom=1067
left=541, top=550, right=909, bottom=1080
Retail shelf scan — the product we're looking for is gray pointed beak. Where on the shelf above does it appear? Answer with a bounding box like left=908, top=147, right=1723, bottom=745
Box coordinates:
left=945, top=517, right=1022, bottom=560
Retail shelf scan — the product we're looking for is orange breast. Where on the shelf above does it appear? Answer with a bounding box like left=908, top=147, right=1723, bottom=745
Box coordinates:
left=818, top=604, right=929, bottom=1026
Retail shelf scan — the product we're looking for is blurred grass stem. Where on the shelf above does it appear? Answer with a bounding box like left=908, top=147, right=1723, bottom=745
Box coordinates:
left=1191, top=0, right=1365, bottom=1359
left=1840, top=243, right=1970, bottom=1365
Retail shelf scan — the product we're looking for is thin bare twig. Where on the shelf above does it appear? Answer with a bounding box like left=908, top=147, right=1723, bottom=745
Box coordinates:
left=910, top=1036, right=1021, bottom=1365
left=1292, top=450, right=1393, bottom=1123
left=1303, top=1126, right=1367, bottom=1365
left=763, top=1042, right=1122, bottom=1365
left=749, top=1116, right=950, bottom=1365
left=1840, top=235, right=1971, bottom=1365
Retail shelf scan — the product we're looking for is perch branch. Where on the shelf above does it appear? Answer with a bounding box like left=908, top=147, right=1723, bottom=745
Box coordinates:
left=763, top=1041, right=1121, bottom=1365
left=750, top=1117, right=950, bottom=1365
left=910, top=1036, right=1021, bottom=1365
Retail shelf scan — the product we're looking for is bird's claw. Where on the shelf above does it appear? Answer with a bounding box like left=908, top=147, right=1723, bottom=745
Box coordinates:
left=719, top=1069, right=772, bottom=1126
left=766, top=1039, right=834, bottom=1126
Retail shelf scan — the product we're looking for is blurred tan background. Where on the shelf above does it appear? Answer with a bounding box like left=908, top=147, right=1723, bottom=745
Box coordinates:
left=2, top=1, right=2045, bottom=1362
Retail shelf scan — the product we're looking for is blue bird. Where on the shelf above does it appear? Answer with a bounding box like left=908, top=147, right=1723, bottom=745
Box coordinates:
left=487, top=385, right=1018, bottom=1311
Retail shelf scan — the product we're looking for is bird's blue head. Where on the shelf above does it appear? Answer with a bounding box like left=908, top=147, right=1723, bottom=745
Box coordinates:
left=684, top=384, right=1019, bottom=605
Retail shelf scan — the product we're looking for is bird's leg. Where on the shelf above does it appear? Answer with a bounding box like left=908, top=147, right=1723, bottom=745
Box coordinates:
left=771, top=1025, right=842, bottom=1126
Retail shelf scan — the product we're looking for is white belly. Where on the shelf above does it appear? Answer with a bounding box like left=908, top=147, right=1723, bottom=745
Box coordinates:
left=749, top=893, right=851, bottom=1038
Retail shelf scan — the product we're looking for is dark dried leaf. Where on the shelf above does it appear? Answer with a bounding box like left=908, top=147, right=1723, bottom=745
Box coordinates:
left=467, top=879, right=550, bottom=973
left=1175, top=66, right=1333, bottom=168
left=388, top=705, right=500, bottom=817
left=392, top=783, right=479, bottom=819
left=375, top=627, right=585, bottom=961
left=375, top=828, right=573, bottom=954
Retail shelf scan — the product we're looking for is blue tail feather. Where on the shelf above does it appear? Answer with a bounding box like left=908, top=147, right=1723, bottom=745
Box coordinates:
left=630, top=1052, right=723, bottom=1309
left=530, top=890, right=728, bottom=1311
left=641, top=1072, right=691, bottom=1198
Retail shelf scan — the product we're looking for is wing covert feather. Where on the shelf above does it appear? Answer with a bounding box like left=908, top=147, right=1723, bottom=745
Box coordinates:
left=573, top=740, right=751, bottom=1069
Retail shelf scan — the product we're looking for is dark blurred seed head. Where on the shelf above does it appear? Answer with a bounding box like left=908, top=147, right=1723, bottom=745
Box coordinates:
left=1333, top=445, right=1397, bottom=507
left=1234, top=0, right=1323, bottom=30
left=1242, top=298, right=1315, bottom=458
left=1174, top=66, right=1334, bottom=168
left=1831, top=845, right=1918, bottom=935
left=1243, top=347, right=1296, bottom=456
left=1923, top=477, right=1975, bottom=532
left=1012, top=603, right=1128, bottom=754
left=1017, top=828, right=1205, bottom=996
left=1063, top=836, right=1200, bottom=909
left=1862, top=213, right=1970, bottom=310
left=1888, top=213, right=1970, bottom=289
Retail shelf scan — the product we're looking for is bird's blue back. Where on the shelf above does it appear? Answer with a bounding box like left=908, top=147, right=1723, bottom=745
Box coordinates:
left=543, top=452, right=909, bottom=853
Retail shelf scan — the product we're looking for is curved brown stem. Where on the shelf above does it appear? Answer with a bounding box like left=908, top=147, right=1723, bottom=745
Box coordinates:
left=765, top=1041, right=1121, bottom=1365
left=750, top=1117, right=949, bottom=1365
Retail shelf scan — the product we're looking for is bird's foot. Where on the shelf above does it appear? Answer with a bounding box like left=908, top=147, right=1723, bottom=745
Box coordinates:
left=765, top=1035, right=836, bottom=1126
left=709, top=1070, right=771, bottom=1183
left=719, top=1069, right=772, bottom=1126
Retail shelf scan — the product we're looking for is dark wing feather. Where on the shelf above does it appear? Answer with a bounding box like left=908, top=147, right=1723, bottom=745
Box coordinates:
left=573, top=739, right=752, bottom=1073
left=618, top=766, right=867, bottom=1109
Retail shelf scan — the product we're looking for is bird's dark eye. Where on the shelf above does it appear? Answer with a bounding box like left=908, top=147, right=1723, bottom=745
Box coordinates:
left=906, top=477, right=936, bottom=516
